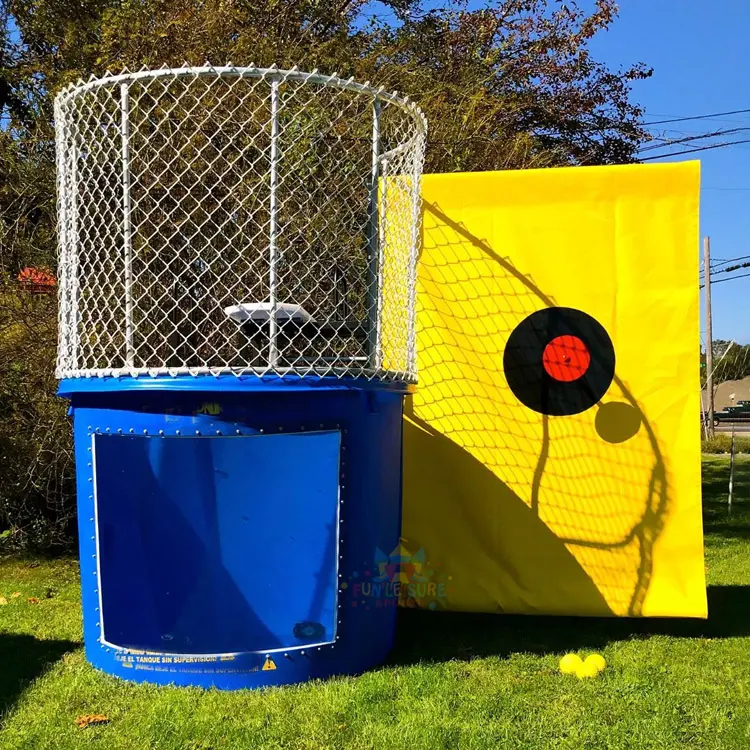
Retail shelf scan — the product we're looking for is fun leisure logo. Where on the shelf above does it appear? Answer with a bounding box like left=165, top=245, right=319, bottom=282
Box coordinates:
left=342, top=540, right=453, bottom=610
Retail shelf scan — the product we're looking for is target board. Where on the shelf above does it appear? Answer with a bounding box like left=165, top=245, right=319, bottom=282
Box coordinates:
left=402, top=162, right=705, bottom=619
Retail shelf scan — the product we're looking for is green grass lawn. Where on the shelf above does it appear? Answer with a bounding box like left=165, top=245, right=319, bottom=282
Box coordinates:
left=2, top=457, right=750, bottom=749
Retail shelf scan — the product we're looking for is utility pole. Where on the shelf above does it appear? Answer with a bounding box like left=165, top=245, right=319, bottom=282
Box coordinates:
left=705, top=236, right=714, bottom=438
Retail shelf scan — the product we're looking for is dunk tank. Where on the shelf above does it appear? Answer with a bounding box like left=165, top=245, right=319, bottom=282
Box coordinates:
left=53, top=66, right=426, bottom=688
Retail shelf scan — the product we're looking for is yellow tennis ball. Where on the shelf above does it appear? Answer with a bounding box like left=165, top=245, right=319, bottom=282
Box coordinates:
left=559, top=653, right=582, bottom=674
left=584, top=653, right=606, bottom=674
left=576, top=660, right=601, bottom=679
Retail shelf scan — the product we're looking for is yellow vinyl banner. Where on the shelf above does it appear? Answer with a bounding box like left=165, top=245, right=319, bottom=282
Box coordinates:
left=403, top=163, right=706, bottom=618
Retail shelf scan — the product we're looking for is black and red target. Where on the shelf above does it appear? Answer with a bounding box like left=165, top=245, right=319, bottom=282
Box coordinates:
left=503, top=307, right=615, bottom=416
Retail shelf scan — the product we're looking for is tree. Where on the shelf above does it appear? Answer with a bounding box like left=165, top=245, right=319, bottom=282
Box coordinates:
left=6, top=0, right=652, bottom=172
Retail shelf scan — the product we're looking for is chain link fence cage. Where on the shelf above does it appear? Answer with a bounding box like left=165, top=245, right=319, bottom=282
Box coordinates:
left=54, top=66, right=426, bottom=381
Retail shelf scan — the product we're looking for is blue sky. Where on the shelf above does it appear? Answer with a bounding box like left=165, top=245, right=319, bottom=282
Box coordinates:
left=587, top=0, right=750, bottom=346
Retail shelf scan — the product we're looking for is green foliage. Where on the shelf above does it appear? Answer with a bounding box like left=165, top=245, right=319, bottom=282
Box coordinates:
left=0, top=0, right=652, bottom=549
left=0, top=291, right=76, bottom=552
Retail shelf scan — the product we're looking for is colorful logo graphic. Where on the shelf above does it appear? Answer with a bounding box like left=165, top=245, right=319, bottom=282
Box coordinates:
left=343, top=541, right=453, bottom=610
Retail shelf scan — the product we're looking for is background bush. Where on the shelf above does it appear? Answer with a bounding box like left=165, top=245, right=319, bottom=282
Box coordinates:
left=702, top=434, right=750, bottom=455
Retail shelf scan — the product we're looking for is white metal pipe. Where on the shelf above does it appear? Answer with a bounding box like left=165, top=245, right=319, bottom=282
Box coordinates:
left=268, top=77, right=280, bottom=368
left=67, top=103, right=80, bottom=372
left=375, top=155, right=388, bottom=373
left=407, top=150, right=422, bottom=377
left=366, top=99, right=381, bottom=370
left=58, top=67, right=427, bottom=120
left=120, top=83, right=135, bottom=369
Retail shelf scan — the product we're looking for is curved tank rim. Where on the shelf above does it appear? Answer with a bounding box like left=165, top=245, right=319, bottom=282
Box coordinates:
left=58, top=374, right=415, bottom=397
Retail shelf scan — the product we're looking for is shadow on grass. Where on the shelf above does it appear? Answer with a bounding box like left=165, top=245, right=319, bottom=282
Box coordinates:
left=389, top=585, right=750, bottom=666
left=0, top=634, right=80, bottom=719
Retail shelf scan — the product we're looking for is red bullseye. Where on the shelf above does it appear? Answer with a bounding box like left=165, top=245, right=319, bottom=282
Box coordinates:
left=542, top=335, right=591, bottom=382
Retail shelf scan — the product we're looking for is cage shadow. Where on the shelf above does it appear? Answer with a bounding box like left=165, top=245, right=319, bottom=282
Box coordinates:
left=402, top=200, right=672, bottom=617
left=404, top=404, right=613, bottom=617
left=389, top=584, right=750, bottom=667
left=0, top=633, right=80, bottom=720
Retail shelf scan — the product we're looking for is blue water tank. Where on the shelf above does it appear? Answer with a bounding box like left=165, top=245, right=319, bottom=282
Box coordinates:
left=61, top=378, right=407, bottom=688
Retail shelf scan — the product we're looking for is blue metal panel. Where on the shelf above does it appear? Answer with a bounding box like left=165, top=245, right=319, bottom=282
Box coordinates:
left=70, top=385, right=405, bottom=689
left=94, top=432, right=340, bottom=655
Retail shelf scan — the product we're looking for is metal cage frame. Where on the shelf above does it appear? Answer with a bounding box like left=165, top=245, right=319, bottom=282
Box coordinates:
left=54, top=66, right=426, bottom=382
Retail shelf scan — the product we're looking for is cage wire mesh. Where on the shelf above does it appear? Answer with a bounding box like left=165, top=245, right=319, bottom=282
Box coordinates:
left=54, top=66, right=426, bottom=380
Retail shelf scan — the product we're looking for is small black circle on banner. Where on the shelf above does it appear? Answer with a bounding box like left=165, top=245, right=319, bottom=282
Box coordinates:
left=503, top=307, right=615, bottom=416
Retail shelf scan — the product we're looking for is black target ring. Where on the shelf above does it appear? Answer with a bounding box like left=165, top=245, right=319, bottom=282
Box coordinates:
left=503, top=307, right=615, bottom=416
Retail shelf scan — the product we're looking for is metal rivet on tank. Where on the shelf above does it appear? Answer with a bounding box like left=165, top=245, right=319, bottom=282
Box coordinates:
left=89, top=517, right=94, bottom=522
left=95, top=427, right=100, bottom=433
left=117, top=428, right=123, bottom=434
left=259, top=428, right=264, bottom=433
left=87, top=447, right=91, bottom=452
left=105, top=427, right=110, bottom=433
left=95, top=621, right=100, bottom=627
left=87, top=462, right=91, bottom=467
left=215, top=430, right=221, bottom=435
left=142, top=429, right=148, bottom=435
left=158, top=430, right=164, bottom=436
left=93, top=571, right=97, bottom=576
left=284, top=653, right=291, bottom=659
left=195, top=430, right=201, bottom=435
left=236, top=429, right=241, bottom=435
left=129, top=428, right=134, bottom=433
left=176, top=430, right=181, bottom=435
left=94, top=589, right=98, bottom=594
left=88, top=477, right=92, bottom=482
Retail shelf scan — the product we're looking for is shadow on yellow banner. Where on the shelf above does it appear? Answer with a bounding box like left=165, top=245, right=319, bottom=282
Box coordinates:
left=402, top=162, right=706, bottom=618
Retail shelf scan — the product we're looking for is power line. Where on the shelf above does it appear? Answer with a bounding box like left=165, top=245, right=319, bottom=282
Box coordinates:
left=700, top=272, right=750, bottom=289
left=640, top=138, right=750, bottom=161
left=711, top=255, right=750, bottom=269
left=701, top=256, right=750, bottom=274
left=643, top=108, right=750, bottom=126
left=713, top=261, right=750, bottom=276
left=710, top=272, right=750, bottom=286
left=638, top=127, right=750, bottom=153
